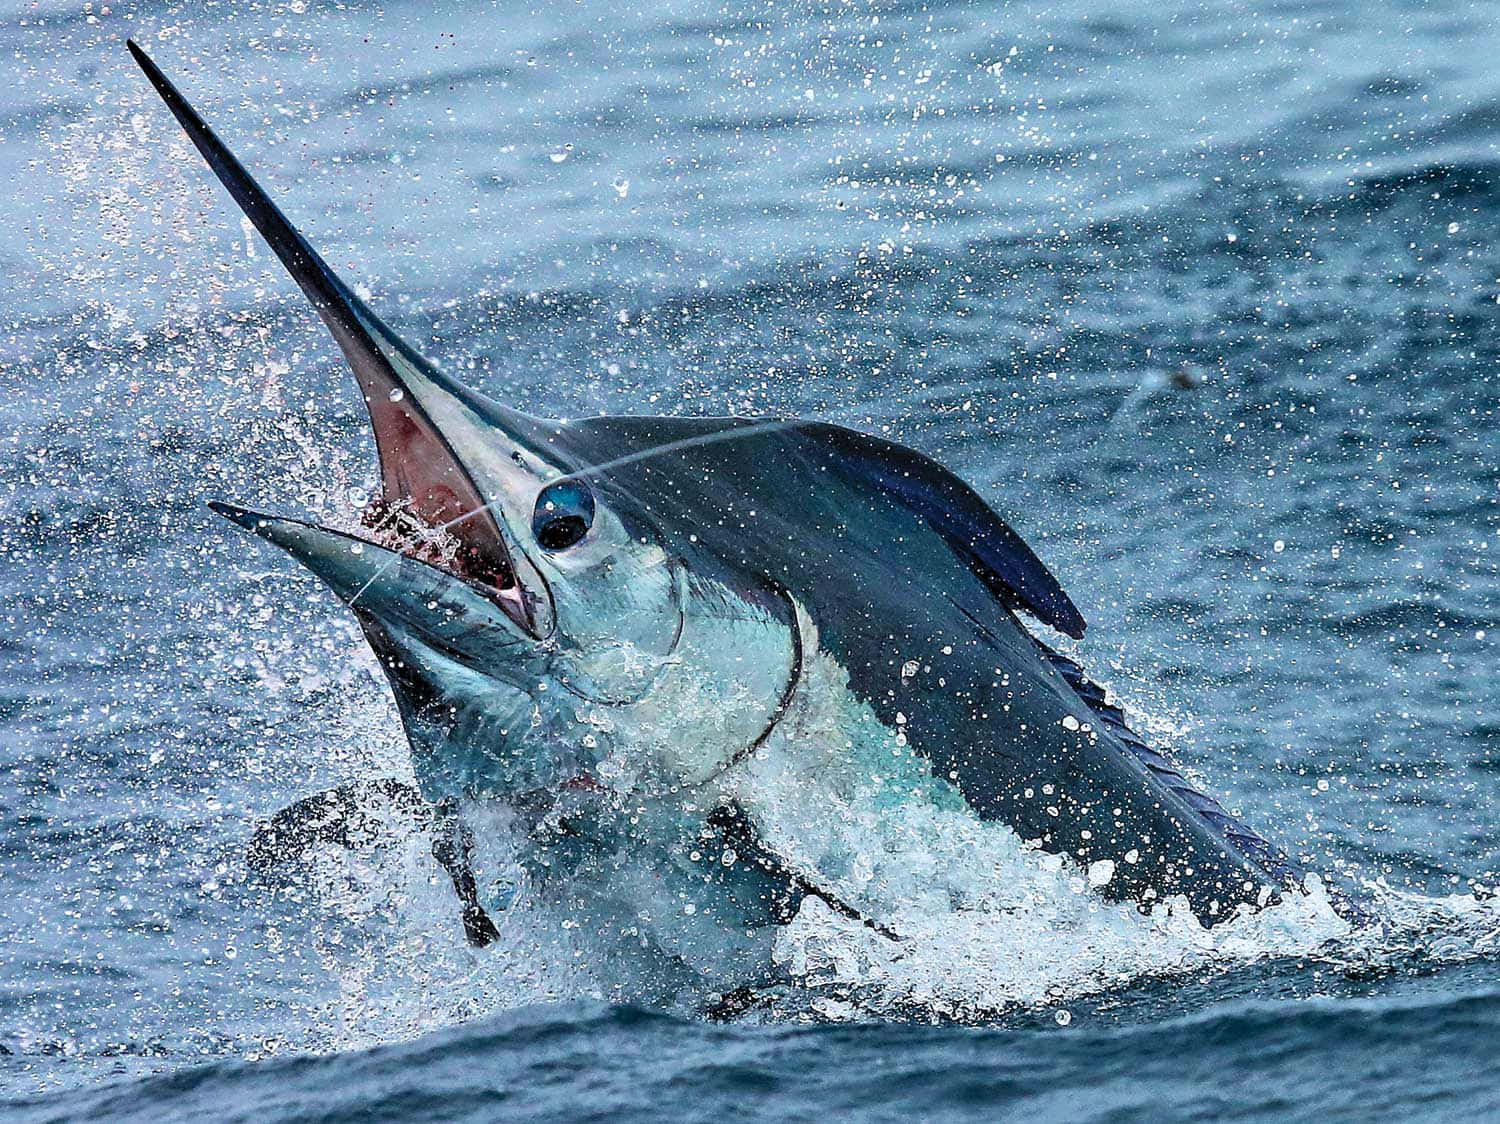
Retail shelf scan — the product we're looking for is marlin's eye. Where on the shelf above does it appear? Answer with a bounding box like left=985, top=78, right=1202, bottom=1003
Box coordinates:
left=532, top=479, right=595, bottom=551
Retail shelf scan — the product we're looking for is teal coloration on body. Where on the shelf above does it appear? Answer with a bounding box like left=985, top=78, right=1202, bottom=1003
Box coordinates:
left=127, top=40, right=1361, bottom=987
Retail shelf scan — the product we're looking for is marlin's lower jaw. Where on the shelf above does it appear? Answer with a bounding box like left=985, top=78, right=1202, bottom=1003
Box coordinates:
left=353, top=494, right=540, bottom=639
left=208, top=501, right=543, bottom=656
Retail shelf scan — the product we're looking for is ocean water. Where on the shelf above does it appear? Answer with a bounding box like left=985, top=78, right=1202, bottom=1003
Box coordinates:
left=2, top=0, right=1498, bottom=1119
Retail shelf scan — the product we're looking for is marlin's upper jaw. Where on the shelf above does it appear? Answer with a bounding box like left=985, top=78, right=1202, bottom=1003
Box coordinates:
left=124, top=39, right=557, bottom=640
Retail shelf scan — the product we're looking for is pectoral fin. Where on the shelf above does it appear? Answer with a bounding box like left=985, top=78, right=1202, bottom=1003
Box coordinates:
left=706, top=803, right=902, bottom=942
left=246, top=777, right=431, bottom=872
left=429, top=798, right=501, bottom=948
left=248, top=778, right=500, bottom=948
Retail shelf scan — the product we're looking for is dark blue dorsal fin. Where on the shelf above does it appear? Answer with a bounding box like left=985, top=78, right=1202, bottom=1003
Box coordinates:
left=802, top=423, right=1086, bottom=639
left=562, top=415, right=1086, bottom=639
left=1036, top=642, right=1303, bottom=888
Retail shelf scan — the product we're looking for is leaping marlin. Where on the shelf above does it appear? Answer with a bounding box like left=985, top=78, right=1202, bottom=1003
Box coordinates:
left=128, top=42, right=1354, bottom=977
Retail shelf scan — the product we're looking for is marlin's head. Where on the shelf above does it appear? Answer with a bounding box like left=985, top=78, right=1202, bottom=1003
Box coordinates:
left=130, top=43, right=797, bottom=806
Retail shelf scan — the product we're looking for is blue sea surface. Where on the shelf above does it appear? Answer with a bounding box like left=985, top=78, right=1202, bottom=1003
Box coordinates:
left=1, top=0, right=1497, bottom=1120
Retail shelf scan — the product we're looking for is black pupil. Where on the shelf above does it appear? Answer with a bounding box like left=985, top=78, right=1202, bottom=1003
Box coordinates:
left=536, top=514, right=588, bottom=551
left=532, top=480, right=595, bottom=551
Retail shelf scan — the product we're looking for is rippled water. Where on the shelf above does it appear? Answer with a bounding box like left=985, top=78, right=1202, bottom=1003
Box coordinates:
left=2, top=0, right=1497, bottom=1119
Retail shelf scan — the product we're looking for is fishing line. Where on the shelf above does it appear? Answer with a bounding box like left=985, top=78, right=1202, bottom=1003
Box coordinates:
left=549, top=417, right=803, bottom=486
left=344, top=417, right=805, bottom=609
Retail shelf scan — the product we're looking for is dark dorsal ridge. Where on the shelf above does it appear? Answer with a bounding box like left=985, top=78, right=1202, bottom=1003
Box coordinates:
left=1039, top=642, right=1373, bottom=924
left=1033, top=640, right=1304, bottom=889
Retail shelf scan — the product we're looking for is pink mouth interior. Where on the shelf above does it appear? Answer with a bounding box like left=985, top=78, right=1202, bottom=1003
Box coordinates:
left=355, top=381, right=528, bottom=628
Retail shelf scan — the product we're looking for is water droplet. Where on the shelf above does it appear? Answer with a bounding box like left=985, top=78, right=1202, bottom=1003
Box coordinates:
left=1054, top=1009, right=1071, bottom=1026
left=388, top=387, right=405, bottom=402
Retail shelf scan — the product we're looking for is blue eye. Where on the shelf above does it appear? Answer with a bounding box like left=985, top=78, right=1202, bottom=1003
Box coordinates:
left=531, top=479, right=595, bottom=551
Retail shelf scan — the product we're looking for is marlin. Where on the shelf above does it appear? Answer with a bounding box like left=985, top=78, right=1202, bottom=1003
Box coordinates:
left=129, top=43, right=1351, bottom=990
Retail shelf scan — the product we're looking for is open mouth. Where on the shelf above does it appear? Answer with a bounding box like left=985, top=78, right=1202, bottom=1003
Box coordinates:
left=123, top=40, right=547, bottom=640
left=359, top=498, right=518, bottom=591
left=354, top=489, right=535, bottom=637
left=358, top=499, right=496, bottom=578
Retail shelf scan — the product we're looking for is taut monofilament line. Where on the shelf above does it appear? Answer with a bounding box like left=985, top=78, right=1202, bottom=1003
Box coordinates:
left=338, top=418, right=807, bottom=609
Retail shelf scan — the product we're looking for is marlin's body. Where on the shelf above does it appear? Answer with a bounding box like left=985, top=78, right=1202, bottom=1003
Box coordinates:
left=129, top=43, right=1341, bottom=989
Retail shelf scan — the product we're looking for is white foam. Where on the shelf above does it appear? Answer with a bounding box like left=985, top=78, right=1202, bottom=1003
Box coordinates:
left=709, top=632, right=1350, bottom=1017
left=275, top=614, right=1500, bottom=1040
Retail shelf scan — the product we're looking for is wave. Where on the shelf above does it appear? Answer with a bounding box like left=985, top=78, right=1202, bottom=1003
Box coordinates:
left=13, top=967, right=1500, bottom=1124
